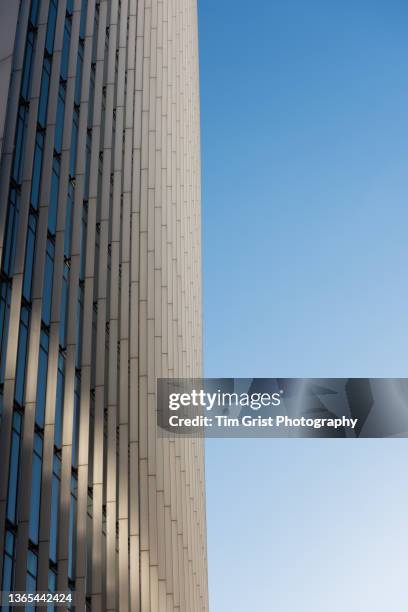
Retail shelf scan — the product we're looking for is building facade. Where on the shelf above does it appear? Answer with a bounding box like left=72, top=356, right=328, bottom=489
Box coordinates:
left=0, top=1, right=207, bottom=610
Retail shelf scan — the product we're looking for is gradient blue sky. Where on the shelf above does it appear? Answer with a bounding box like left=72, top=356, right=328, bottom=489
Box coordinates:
left=200, top=0, right=408, bottom=378
left=198, top=1, right=408, bottom=610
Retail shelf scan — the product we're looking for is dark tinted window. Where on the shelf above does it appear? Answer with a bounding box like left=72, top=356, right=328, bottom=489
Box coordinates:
left=38, top=58, right=51, bottom=128
left=2, top=188, right=20, bottom=276
left=49, top=156, right=60, bottom=234
left=6, top=411, right=22, bottom=523
left=59, top=262, right=70, bottom=348
left=61, top=18, right=72, bottom=81
left=35, top=330, right=49, bottom=427
left=69, top=108, right=79, bottom=176
left=28, top=433, right=43, bottom=544
left=64, top=182, right=74, bottom=257
left=12, top=105, right=28, bottom=183
left=26, top=549, right=37, bottom=594
left=45, top=0, right=58, bottom=54
left=2, top=530, right=15, bottom=594
left=55, top=84, right=66, bottom=153
left=54, top=353, right=65, bottom=448
left=15, top=307, right=30, bottom=406
left=31, top=131, right=44, bottom=210
left=22, top=213, right=37, bottom=301
left=0, top=283, right=11, bottom=383
left=21, top=30, right=35, bottom=102
left=42, top=240, right=55, bottom=326
left=49, top=455, right=61, bottom=562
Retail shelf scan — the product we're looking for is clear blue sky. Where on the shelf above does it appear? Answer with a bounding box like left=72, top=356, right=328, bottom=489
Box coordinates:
left=198, top=1, right=408, bottom=610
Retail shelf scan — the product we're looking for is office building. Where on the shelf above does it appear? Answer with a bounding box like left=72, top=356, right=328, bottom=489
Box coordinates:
left=0, top=0, right=207, bottom=610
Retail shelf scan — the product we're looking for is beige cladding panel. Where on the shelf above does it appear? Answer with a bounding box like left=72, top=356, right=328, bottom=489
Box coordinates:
left=0, top=0, right=207, bottom=610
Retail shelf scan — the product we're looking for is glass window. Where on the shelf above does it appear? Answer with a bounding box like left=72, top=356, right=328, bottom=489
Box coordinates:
left=15, top=306, right=30, bottom=406
left=48, top=568, right=56, bottom=591
left=55, top=85, right=66, bottom=153
left=38, top=58, right=51, bottom=128
left=80, top=204, right=88, bottom=281
left=92, top=18, right=98, bottom=64
left=2, top=188, right=21, bottom=276
left=72, top=374, right=80, bottom=467
left=21, top=30, right=35, bottom=102
left=54, top=353, right=65, bottom=448
left=80, top=0, right=88, bottom=39
left=64, top=182, right=74, bottom=257
left=31, top=131, right=44, bottom=210
left=6, top=411, right=22, bottom=523
left=69, top=108, right=79, bottom=177
left=59, top=262, right=69, bottom=348
left=92, top=302, right=97, bottom=360
left=88, top=67, right=95, bottom=127
left=49, top=455, right=61, bottom=563
left=61, top=18, right=72, bottom=81
left=47, top=569, right=57, bottom=612
left=68, top=475, right=77, bottom=580
left=88, top=397, right=95, bottom=483
left=76, top=284, right=84, bottom=369
left=35, top=330, right=49, bottom=428
left=42, top=240, right=55, bottom=326
left=2, top=530, right=15, bottom=597
left=26, top=549, right=37, bottom=601
left=48, top=568, right=57, bottom=612
left=45, top=0, right=58, bottom=54
left=84, top=131, right=92, bottom=200
left=23, top=213, right=37, bottom=301
left=49, top=157, right=60, bottom=234
left=12, top=104, right=28, bottom=183
left=29, top=0, right=40, bottom=26
left=0, top=283, right=11, bottom=384
left=28, top=434, right=43, bottom=544
left=75, top=42, right=84, bottom=106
